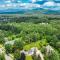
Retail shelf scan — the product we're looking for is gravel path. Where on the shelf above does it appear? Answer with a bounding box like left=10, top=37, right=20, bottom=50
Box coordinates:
left=5, top=54, right=13, bottom=60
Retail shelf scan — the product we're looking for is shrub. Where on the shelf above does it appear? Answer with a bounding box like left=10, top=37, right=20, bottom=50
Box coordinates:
left=0, top=53, right=5, bottom=60
left=0, top=31, right=5, bottom=44
left=14, top=40, right=24, bottom=50
left=5, top=44, right=13, bottom=53
left=26, top=55, right=33, bottom=60
left=14, top=50, right=21, bottom=60
left=45, top=50, right=60, bottom=60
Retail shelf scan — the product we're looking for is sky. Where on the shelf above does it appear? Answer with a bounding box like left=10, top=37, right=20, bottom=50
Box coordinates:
left=0, top=0, right=60, bottom=11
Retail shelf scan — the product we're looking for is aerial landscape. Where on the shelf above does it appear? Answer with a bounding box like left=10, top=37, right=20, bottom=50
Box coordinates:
left=0, top=0, right=60, bottom=60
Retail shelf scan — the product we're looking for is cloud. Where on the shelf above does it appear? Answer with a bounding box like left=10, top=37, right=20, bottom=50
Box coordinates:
left=0, top=3, right=41, bottom=10
left=31, top=0, right=43, bottom=3
left=43, top=1, right=56, bottom=7
left=32, top=0, right=37, bottom=3
left=41, top=1, right=60, bottom=11
left=0, top=0, right=60, bottom=11
left=56, top=3, right=60, bottom=6
left=5, top=0, right=11, bottom=3
left=0, top=4, right=5, bottom=7
left=21, top=3, right=41, bottom=9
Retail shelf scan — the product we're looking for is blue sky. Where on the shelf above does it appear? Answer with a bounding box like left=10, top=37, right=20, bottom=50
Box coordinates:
left=0, top=0, right=60, bottom=11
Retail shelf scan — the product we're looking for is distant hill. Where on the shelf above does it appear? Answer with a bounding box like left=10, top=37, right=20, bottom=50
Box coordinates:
left=0, top=8, right=60, bottom=15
